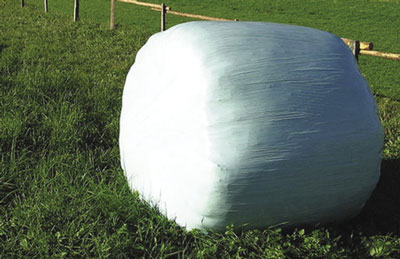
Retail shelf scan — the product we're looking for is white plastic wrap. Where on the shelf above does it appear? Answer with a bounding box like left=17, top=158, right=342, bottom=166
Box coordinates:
left=119, top=21, right=384, bottom=230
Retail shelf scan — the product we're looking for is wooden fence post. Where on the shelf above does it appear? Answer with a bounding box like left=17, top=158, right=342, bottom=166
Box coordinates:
left=349, top=40, right=360, bottom=61
left=161, top=3, right=166, bottom=31
left=44, top=0, right=48, bottom=12
left=110, top=0, right=115, bottom=30
left=74, top=0, right=79, bottom=21
left=341, top=38, right=373, bottom=51
left=21, top=0, right=24, bottom=7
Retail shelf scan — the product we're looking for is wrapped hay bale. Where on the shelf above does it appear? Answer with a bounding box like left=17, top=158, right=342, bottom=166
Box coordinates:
left=119, top=21, right=383, bottom=230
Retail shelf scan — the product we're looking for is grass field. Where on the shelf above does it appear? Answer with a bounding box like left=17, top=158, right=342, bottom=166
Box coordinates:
left=1, top=0, right=399, bottom=257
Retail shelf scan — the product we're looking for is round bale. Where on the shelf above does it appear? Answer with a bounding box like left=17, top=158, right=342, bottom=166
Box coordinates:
left=119, top=21, right=383, bottom=230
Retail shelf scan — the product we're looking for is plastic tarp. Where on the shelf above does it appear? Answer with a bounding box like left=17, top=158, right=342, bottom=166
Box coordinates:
left=119, top=21, right=384, bottom=230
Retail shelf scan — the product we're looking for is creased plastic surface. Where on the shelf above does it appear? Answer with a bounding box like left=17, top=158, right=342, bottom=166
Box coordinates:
left=119, top=21, right=384, bottom=230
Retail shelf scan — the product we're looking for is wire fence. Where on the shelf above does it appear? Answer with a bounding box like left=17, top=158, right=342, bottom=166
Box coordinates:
left=111, top=0, right=399, bottom=61
left=20, top=0, right=400, bottom=61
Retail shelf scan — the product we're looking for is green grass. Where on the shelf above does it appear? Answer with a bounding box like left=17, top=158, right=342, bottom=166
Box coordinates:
left=28, top=0, right=400, bottom=100
left=1, top=0, right=399, bottom=258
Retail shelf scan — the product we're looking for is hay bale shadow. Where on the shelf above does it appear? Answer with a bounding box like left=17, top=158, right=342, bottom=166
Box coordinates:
left=352, top=159, right=400, bottom=235
left=329, top=159, right=400, bottom=237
